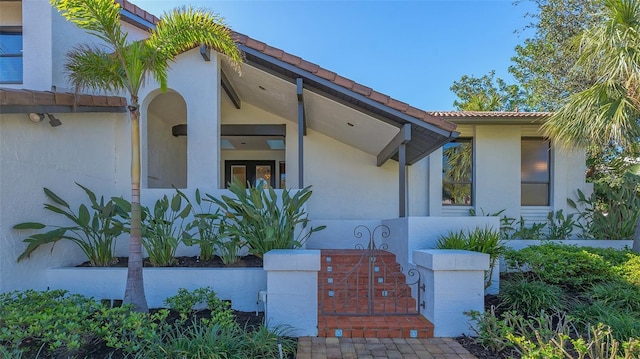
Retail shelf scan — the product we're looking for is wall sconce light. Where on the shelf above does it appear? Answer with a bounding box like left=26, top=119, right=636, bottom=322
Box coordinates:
left=28, top=113, right=45, bottom=123
left=28, top=113, right=62, bottom=127
left=47, top=114, right=62, bottom=127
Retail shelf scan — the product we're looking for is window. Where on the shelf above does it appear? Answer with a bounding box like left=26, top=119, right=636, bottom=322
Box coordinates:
left=442, top=138, right=473, bottom=205
left=0, top=27, right=22, bottom=83
left=521, top=138, right=550, bottom=206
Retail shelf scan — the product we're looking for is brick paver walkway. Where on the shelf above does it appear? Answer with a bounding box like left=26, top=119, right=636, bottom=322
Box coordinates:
left=296, top=337, right=478, bottom=359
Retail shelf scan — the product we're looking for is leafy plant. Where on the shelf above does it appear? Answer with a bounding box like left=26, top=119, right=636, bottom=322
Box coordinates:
left=436, top=227, right=505, bottom=289
left=141, top=194, right=191, bottom=266
left=163, top=287, right=235, bottom=328
left=180, top=189, right=246, bottom=265
left=568, top=178, right=640, bottom=239
left=545, top=210, right=576, bottom=240
left=14, top=184, right=127, bottom=266
left=511, top=217, right=547, bottom=240
left=213, top=178, right=326, bottom=258
left=499, top=278, right=567, bottom=317
left=469, top=208, right=516, bottom=240
left=508, top=323, right=640, bottom=359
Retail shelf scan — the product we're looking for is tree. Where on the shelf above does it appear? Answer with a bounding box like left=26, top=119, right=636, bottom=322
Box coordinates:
left=510, top=0, right=603, bottom=111
left=542, top=0, right=640, bottom=252
left=52, top=0, right=242, bottom=311
left=450, top=71, right=526, bottom=111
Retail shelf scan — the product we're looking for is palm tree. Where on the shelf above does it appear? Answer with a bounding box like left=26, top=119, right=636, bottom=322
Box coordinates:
left=52, top=0, right=242, bottom=311
left=542, top=0, right=640, bottom=252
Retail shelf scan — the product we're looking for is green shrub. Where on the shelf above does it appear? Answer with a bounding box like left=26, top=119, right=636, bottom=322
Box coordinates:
left=14, top=184, right=127, bottom=266
left=436, top=227, right=505, bottom=288
left=617, top=253, right=640, bottom=286
left=92, top=305, right=169, bottom=355
left=499, top=278, right=567, bottom=317
left=0, top=289, right=103, bottom=357
left=213, top=178, right=325, bottom=258
left=504, top=243, right=617, bottom=289
left=511, top=217, right=547, bottom=240
left=164, top=287, right=235, bottom=329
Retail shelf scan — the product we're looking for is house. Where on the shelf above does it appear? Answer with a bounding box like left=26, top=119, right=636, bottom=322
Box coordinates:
left=0, top=0, right=590, bottom=307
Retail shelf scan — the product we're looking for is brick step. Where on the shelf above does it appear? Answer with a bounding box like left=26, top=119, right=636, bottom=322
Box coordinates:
left=317, top=314, right=433, bottom=338
left=319, top=265, right=404, bottom=275
left=319, top=288, right=414, bottom=300
left=320, top=298, right=418, bottom=314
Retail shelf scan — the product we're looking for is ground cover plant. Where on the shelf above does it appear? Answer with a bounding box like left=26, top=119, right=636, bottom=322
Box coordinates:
left=460, top=243, right=640, bottom=358
left=0, top=288, right=295, bottom=358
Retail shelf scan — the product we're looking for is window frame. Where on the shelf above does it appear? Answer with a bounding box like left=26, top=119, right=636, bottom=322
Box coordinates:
left=442, top=137, right=474, bottom=206
left=0, top=26, right=23, bottom=84
left=521, top=137, right=551, bottom=206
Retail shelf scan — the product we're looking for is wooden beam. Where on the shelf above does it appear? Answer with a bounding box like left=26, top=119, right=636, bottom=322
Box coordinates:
left=200, top=45, right=211, bottom=61
left=297, top=78, right=305, bottom=187
left=296, top=77, right=307, bottom=136
left=220, top=70, right=241, bottom=109
left=399, top=142, right=407, bottom=218
left=377, top=124, right=412, bottom=167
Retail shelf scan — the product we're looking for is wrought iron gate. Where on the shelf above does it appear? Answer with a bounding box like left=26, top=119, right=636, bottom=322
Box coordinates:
left=320, top=225, right=422, bottom=316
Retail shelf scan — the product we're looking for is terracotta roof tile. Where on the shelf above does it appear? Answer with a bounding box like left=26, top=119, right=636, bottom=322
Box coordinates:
left=369, top=90, right=390, bottom=105
left=0, top=88, right=126, bottom=111
left=315, top=68, right=337, bottom=81
left=428, top=111, right=552, bottom=118
left=333, top=75, right=354, bottom=89
left=280, top=52, right=302, bottom=66
left=387, top=98, right=410, bottom=112
left=298, top=60, right=320, bottom=74
left=262, top=46, right=284, bottom=59
left=405, top=106, right=427, bottom=119
left=351, top=83, right=372, bottom=97
left=54, top=92, right=75, bottom=106
left=245, top=38, right=266, bottom=52
left=232, top=33, right=248, bottom=44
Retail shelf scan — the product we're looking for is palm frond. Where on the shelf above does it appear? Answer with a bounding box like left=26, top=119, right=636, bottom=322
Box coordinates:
left=65, top=44, right=126, bottom=94
left=51, top=0, right=126, bottom=49
left=147, top=6, right=243, bottom=73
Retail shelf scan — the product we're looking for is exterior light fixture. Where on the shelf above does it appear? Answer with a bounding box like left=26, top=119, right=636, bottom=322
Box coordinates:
left=47, top=114, right=62, bottom=127
left=28, top=113, right=45, bottom=123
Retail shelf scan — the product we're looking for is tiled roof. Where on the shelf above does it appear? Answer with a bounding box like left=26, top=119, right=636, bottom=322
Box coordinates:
left=116, top=0, right=159, bottom=25
left=428, top=111, right=552, bottom=118
left=0, top=88, right=127, bottom=113
left=117, top=0, right=457, bottom=133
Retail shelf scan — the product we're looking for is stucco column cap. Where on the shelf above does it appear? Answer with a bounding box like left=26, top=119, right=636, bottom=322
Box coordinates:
left=413, top=249, right=489, bottom=271
left=263, top=249, right=320, bottom=271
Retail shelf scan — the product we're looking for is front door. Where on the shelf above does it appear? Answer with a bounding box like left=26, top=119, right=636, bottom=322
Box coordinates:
left=225, top=160, right=276, bottom=188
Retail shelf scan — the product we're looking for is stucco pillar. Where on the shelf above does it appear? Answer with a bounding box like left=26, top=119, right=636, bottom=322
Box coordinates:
left=263, top=249, right=320, bottom=337
left=413, top=249, right=488, bottom=337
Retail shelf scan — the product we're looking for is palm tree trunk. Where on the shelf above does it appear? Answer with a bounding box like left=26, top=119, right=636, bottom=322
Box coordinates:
left=634, top=214, right=640, bottom=253
left=123, top=106, right=148, bottom=312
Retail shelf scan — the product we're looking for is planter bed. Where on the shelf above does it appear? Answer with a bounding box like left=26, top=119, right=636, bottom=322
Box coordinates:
left=46, top=266, right=267, bottom=311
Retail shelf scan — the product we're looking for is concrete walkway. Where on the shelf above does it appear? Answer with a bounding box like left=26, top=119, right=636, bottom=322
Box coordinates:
left=296, top=337, right=478, bottom=359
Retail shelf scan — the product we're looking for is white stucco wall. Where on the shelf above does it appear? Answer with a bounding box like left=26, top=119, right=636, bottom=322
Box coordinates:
left=0, top=112, right=129, bottom=292
left=146, top=95, right=187, bottom=189
left=428, top=123, right=590, bottom=226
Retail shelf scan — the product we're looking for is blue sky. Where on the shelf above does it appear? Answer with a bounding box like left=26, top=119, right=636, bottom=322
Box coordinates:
left=135, top=0, right=537, bottom=111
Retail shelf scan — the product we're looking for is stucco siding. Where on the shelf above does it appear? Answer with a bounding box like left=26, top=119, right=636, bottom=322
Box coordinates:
left=0, top=112, right=128, bottom=292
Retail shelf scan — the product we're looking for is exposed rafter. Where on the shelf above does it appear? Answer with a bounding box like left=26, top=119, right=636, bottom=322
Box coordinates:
left=377, top=124, right=412, bottom=167
left=221, top=70, right=241, bottom=109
